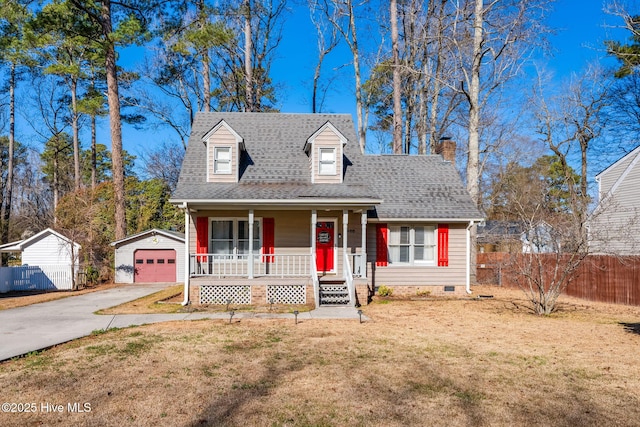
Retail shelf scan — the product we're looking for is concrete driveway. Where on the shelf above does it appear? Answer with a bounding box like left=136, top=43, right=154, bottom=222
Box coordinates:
left=0, top=284, right=175, bottom=361
left=0, top=284, right=366, bottom=362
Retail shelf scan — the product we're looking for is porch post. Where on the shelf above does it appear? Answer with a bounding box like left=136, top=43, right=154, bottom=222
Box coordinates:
left=342, top=209, right=348, bottom=254
left=361, top=210, right=367, bottom=278
left=248, top=209, right=254, bottom=279
left=182, top=204, right=190, bottom=305
left=311, top=210, right=317, bottom=255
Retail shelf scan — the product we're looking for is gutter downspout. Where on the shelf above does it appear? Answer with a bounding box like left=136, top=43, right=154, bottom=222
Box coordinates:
left=466, top=220, right=474, bottom=294
left=182, top=202, right=190, bottom=306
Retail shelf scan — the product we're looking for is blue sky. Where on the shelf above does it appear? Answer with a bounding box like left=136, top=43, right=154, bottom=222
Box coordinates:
left=16, top=2, right=632, bottom=170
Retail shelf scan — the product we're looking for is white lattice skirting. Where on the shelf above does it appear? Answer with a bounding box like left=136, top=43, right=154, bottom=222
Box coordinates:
left=200, top=285, right=251, bottom=305
left=266, top=285, right=306, bottom=304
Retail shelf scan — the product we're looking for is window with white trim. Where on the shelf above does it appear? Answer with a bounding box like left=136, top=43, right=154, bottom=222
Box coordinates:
left=318, top=147, right=337, bottom=175
left=388, top=225, right=435, bottom=264
left=213, top=147, right=232, bottom=174
left=210, top=219, right=261, bottom=256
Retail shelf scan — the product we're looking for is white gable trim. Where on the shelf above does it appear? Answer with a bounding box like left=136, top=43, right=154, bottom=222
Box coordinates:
left=0, top=228, right=80, bottom=253
left=304, top=121, right=348, bottom=152
left=201, top=119, right=244, bottom=147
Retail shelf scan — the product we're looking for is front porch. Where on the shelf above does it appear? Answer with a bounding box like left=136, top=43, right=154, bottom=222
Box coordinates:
left=183, top=208, right=371, bottom=308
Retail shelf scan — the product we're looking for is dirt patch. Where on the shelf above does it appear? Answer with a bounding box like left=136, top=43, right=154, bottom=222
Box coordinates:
left=1, top=285, right=639, bottom=426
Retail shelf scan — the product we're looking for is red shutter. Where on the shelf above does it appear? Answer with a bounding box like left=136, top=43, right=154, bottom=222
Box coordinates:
left=438, top=224, right=449, bottom=267
left=263, top=218, right=275, bottom=263
left=376, top=223, right=388, bottom=267
left=196, top=217, right=208, bottom=261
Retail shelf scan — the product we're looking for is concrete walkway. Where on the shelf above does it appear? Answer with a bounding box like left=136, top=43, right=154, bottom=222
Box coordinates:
left=0, top=284, right=366, bottom=362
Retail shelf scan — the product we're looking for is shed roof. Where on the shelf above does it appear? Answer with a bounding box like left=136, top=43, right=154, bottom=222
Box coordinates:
left=110, top=229, right=185, bottom=247
left=0, top=228, right=80, bottom=253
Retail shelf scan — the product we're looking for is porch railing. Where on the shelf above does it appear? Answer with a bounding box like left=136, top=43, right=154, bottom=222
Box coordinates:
left=190, top=253, right=312, bottom=278
left=347, top=252, right=367, bottom=278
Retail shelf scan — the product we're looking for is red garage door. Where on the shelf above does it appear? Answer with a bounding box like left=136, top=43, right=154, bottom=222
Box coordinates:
left=134, top=249, right=177, bottom=283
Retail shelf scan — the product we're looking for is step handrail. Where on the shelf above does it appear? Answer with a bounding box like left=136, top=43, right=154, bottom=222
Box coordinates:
left=311, top=252, right=319, bottom=309
left=343, top=251, right=355, bottom=307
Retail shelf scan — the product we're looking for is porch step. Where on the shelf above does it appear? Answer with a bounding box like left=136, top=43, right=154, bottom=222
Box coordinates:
left=319, top=280, right=350, bottom=306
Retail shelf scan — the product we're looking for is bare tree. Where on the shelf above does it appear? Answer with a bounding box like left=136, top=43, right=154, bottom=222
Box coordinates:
left=499, top=66, right=611, bottom=314
left=308, top=0, right=339, bottom=113
left=450, top=0, right=551, bottom=207
left=319, top=0, right=368, bottom=153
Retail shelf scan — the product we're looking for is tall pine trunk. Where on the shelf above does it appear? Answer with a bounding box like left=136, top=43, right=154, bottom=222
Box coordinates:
left=390, top=0, right=402, bottom=154
left=244, top=0, right=253, bottom=112
left=1, top=64, right=15, bottom=250
left=101, top=0, right=126, bottom=240
left=71, top=77, right=81, bottom=190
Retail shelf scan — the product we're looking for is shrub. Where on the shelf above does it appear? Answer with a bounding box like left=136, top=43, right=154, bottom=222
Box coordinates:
left=377, top=285, right=393, bottom=297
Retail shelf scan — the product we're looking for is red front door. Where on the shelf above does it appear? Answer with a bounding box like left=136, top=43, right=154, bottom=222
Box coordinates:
left=316, top=221, right=335, bottom=274
left=134, top=249, right=177, bottom=283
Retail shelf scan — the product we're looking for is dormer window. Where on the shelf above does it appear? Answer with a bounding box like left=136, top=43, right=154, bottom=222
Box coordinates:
left=203, top=120, right=244, bottom=183
left=305, top=121, right=347, bottom=184
left=319, top=148, right=337, bottom=175
left=214, top=147, right=232, bottom=174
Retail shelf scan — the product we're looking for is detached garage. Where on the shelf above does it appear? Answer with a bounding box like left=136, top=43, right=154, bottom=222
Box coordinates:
left=111, top=229, right=185, bottom=284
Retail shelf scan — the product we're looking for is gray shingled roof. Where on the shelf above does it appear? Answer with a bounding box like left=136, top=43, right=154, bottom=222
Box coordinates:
left=171, top=112, right=483, bottom=221
left=362, top=155, right=483, bottom=220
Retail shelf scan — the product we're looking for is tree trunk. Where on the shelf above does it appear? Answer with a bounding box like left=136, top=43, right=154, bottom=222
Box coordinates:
left=244, top=0, right=253, bottom=112
left=91, top=114, right=97, bottom=189
left=466, top=0, right=483, bottom=208
left=198, top=0, right=211, bottom=112
left=202, top=49, right=211, bottom=112
left=1, top=64, right=15, bottom=247
left=101, top=0, right=126, bottom=240
left=465, top=0, right=485, bottom=287
left=71, top=77, right=81, bottom=190
left=347, top=0, right=365, bottom=154
left=391, top=0, right=402, bottom=154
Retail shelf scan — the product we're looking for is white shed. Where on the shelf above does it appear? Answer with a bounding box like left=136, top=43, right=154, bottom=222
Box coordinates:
left=0, top=228, right=81, bottom=293
left=111, top=229, right=185, bottom=284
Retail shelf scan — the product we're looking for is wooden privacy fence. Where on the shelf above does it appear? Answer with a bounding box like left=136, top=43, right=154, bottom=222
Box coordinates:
left=0, top=264, right=77, bottom=292
left=477, top=253, right=640, bottom=306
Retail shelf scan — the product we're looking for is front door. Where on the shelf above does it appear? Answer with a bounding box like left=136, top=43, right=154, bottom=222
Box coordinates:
left=316, top=221, right=335, bottom=274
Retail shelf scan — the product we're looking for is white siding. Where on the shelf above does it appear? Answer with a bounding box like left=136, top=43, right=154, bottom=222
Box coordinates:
left=22, top=233, right=77, bottom=267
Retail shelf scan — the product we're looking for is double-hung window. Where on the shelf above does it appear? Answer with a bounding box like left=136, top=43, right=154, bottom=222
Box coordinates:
left=388, top=225, right=435, bottom=264
left=213, top=147, right=232, bottom=174
left=210, top=219, right=261, bottom=257
left=318, top=147, right=336, bottom=175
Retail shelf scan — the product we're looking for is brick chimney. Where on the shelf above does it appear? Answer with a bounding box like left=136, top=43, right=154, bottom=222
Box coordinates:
left=435, top=138, right=456, bottom=166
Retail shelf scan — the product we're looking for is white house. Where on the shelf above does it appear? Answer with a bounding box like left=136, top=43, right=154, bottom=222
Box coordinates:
left=0, top=228, right=81, bottom=292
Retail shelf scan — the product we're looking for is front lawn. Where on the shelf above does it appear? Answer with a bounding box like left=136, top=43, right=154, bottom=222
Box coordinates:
left=1, top=286, right=639, bottom=426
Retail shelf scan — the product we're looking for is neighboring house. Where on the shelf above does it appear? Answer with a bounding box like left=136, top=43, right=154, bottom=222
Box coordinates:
left=590, top=145, right=640, bottom=255
left=111, top=229, right=185, bottom=284
left=0, top=228, right=81, bottom=292
left=478, top=220, right=558, bottom=254
left=170, top=112, right=483, bottom=307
